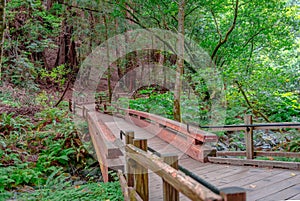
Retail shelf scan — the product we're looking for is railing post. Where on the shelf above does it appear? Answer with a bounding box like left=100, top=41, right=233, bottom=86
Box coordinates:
left=220, top=187, right=246, bottom=201
left=133, top=139, right=149, bottom=201
left=161, top=153, right=179, bottom=201
left=125, top=131, right=135, bottom=187
left=245, top=115, right=254, bottom=159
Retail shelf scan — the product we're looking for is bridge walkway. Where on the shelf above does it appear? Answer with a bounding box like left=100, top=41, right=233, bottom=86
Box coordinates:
left=94, top=111, right=300, bottom=201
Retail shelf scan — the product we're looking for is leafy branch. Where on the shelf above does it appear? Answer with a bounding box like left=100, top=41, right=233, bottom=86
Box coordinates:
left=211, top=0, right=239, bottom=61
left=236, top=81, right=270, bottom=122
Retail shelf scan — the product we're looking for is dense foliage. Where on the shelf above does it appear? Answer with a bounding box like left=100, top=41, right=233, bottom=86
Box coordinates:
left=0, top=0, right=299, bottom=199
left=1, top=0, right=298, bottom=122
left=0, top=90, right=123, bottom=200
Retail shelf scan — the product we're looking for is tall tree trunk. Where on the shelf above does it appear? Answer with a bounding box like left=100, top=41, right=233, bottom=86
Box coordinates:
left=173, top=0, right=185, bottom=122
left=103, top=15, right=112, bottom=103
left=55, top=6, right=78, bottom=72
left=0, top=0, right=5, bottom=79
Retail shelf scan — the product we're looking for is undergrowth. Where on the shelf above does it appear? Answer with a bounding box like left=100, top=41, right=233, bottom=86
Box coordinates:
left=0, top=89, right=123, bottom=201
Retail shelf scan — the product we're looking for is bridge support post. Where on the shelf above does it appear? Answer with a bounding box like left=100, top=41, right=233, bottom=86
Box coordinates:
left=245, top=115, right=254, bottom=159
left=220, top=187, right=246, bottom=201
left=125, top=131, right=135, bottom=187
left=161, top=153, right=179, bottom=201
left=133, top=139, right=149, bottom=201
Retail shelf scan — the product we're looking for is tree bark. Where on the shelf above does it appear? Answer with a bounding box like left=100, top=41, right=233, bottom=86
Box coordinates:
left=103, top=15, right=112, bottom=103
left=173, top=0, right=185, bottom=122
left=0, top=0, right=5, bottom=79
left=55, top=6, right=78, bottom=72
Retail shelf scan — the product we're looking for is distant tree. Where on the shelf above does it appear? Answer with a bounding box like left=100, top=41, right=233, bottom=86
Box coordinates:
left=0, top=0, right=5, bottom=78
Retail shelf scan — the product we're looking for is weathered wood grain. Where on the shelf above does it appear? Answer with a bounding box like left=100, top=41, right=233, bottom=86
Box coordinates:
left=126, top=144, right=223, bottom=201
left=161, top=154, right=179, bottom=201
left=217, top=151, right=300, bottom=158
left=208, top=157, right=300, bottom=170
left=133, top=139, right=149, bottom=201
left=244, top=115, right=254, bottom=159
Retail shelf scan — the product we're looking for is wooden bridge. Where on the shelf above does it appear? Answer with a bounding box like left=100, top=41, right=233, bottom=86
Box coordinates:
left=74, top=103, right=300, bottom=201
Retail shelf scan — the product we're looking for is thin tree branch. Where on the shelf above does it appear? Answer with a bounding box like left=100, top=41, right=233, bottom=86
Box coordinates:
left=211, top=9, right=222, bottom=41
left=160, top=0, right=178, bottom=22
left=185, top=5, right=200, bottom=18
left=246, top=38, right=254, bottom=74
left=211, top=0, right=239, bottom=60
left=54, top=77, right=72, bottom=107
left=243, top=28, right=265, bottom=47
left=236, top=81, right=270, bottom=122
left=124, top=17, right=146, bottom=29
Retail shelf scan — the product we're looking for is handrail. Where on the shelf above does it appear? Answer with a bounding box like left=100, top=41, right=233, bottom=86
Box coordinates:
left=201, top=122, right=300, bottom=131
left=204, top=115, right=300, bottom=169
left=116, top=107, right=218, bottom=162
left=116, top=107, right=218, bottom=143
left=126, top=143, right=224, bottom=201
left=147, top=146, right=221, bottom=195
left=200, top=122, right=300, bottom=129
left=121, top=130, right=220, bottom=194
left=122, top=131, right=246, bottom=201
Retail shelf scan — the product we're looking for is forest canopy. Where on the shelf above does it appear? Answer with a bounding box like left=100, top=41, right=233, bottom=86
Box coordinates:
left=0, top=0, right=299, bottom=124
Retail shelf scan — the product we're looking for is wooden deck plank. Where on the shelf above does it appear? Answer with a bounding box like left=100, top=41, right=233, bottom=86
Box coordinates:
left=206, top=167, right=252, bottom=185
left=212, top=168, right=277, bottom=186
left=203, top=167, right=250, bottom=183
left=289, top=192, right=300, bottom=200
left=198, top=165, right=248, bottom=181
left=241, top=170, right=295, bottom=190
left=257, top=183, right=300, bottom=201
left=248, top=174, right=300, bottom=200
left=218, top=168, right=284, bottom=188
left=193, top=163, right=227, bottom=174
left=179, top=158, right=211, bottom=169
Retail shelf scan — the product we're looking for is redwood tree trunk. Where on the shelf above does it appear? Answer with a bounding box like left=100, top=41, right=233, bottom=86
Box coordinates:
left=173, top=0, right=185, bottom=122
left=103, top=15, right=112, bottom=103
left=0, top=0, right=5, bottom=78
left=55, top=7, right=78, bottom=72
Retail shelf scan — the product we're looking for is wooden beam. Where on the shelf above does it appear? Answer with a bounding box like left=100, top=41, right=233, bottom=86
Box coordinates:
left=87, top=112, right=122, bottom=159
left=217, top=151, right=300, bottom=158
left=117, top=170, right=143, bottom=201
left=220, top=187, right=246, bottom=201
left=118, top=170, right=130, bottom=201
left=123, top=108, right=218, bottom=143
left=161, top=154, right=179, bottom=201
left=128, top=114, right=215, bottom=162
left=126, top=144, right=223, bottom=201
left=133, top=139, right=149, bottom=201
left=210, top=122, right=300, bottom=132
left=245, top=115, right=254, bottom=159
left=208, top=157, right=300, bottom=170
left=216, top=151, right=246, bottom=157
left=125, top=131, right=135, bottom=187
left=88, top=119, right=109, bottom=182
left=129, top=187, right=143, bottom=201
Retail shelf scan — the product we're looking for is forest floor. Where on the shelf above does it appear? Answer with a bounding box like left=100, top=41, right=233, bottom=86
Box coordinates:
left=0, top=83, right=123, bottom=201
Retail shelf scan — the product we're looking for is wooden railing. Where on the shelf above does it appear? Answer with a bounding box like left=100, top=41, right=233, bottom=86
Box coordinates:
left=86, top=110, right=124, bottom=182
left=119, top=131, right=246, bottom=201
left=208, top=115, right=300, bottom=169
left=115, top=107, right=218, bottom=162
